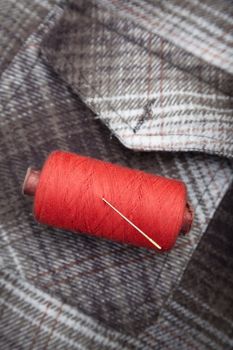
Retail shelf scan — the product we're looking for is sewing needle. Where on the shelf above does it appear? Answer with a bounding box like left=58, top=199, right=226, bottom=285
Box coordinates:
left=102, top=197, right=162, bottom=250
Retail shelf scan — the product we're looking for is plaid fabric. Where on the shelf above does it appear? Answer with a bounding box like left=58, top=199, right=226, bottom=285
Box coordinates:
left=99, top=0, right=233, bottom=75
left=141, top=183, right=233, bottom=349
left=41, top=0, right=233, bottom=157
left=0, top=1, right=233, bottom=349
left=0, top=0, right=57, bottom=76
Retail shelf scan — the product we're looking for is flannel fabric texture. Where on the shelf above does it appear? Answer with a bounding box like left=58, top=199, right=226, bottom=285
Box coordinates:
left=0, top=1, right=233, bottom=349
left=42, top=0, right=233, bottom=157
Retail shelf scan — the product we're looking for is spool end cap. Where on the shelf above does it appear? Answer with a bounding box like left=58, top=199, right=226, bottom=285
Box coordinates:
left=22, top=167, right=40, bottom=196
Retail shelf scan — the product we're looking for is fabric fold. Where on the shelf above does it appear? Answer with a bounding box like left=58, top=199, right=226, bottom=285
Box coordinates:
left=0, top=6, right=233, bottom=345
left=41, top=0, right=233, bottom=157
left=1, top=2, right=233, bottom=349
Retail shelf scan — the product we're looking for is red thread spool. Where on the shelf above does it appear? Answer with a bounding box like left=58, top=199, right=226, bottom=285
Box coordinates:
left=23, top=151, right=193, bottom=251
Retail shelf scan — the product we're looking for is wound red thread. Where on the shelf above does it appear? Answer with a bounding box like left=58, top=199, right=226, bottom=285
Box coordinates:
left=33, top=151, right=190, bottom=251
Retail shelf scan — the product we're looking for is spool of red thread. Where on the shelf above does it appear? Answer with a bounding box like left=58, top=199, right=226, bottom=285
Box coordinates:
left=23, top=151, right=193, bottom=251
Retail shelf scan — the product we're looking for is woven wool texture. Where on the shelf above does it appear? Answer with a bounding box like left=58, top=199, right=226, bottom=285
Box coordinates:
left=0, top=0, right=58, bottom=75
left=0, top=1, right=233, bottom=349
left=41, top=0, right=233, bottom=157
